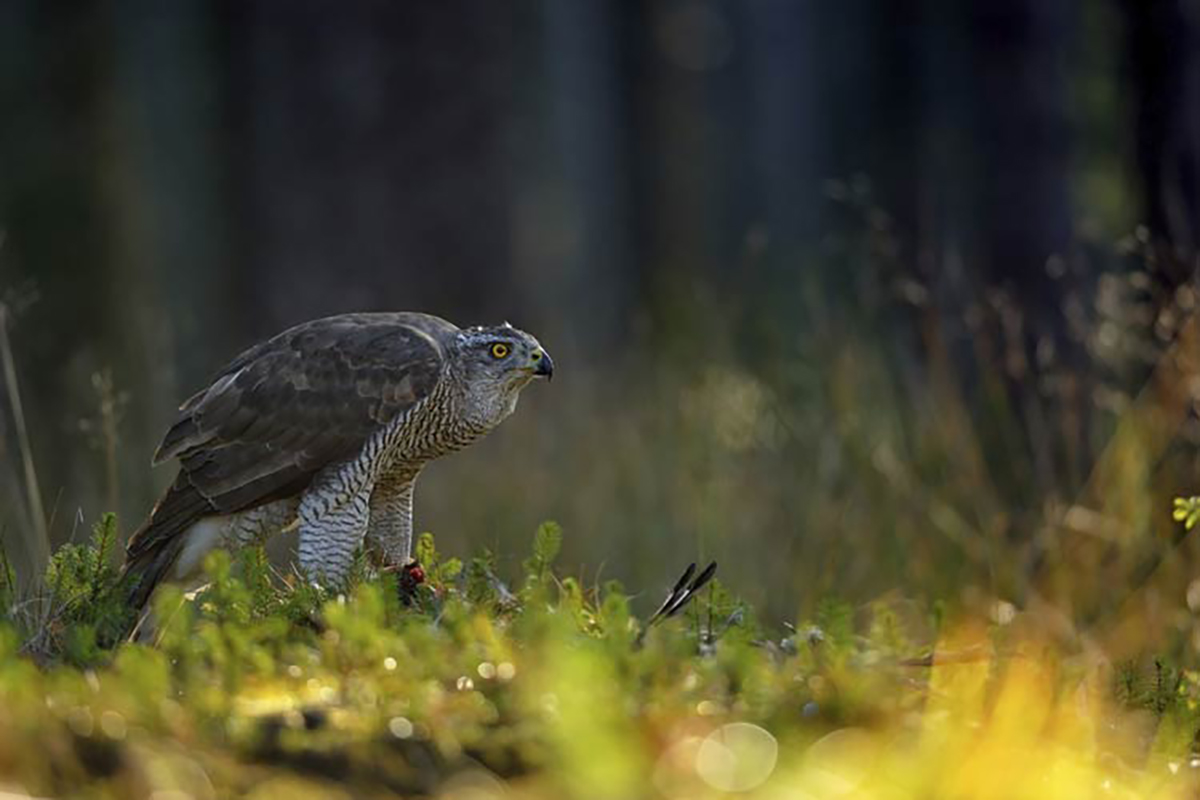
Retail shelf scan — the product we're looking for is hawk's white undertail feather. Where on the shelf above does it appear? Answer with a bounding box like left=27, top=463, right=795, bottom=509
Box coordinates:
left=172, top=500, right=299, bottom=580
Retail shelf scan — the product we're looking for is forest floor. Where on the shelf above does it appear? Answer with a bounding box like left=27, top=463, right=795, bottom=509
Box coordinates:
left=2, top=517, right=1200, bottom=799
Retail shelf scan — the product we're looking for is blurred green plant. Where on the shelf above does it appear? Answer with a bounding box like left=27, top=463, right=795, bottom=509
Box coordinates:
left=0, top=519, right=1198, bottom=798
left=0, top=536, right=15, bottom=618
left=1173, top=495, right=1200, bottom=530
left=14, top=512, right=134, bottom=664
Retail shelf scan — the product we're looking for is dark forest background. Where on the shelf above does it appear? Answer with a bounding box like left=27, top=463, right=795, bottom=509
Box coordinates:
left=2, top=1, right=1200, bottom=636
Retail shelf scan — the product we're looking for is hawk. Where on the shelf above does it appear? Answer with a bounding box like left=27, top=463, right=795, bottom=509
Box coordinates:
left=121, top=312, right=553, bottom=610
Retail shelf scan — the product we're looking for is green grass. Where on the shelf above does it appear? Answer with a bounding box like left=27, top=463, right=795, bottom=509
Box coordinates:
left=2, top=519, right=1200, bottom=798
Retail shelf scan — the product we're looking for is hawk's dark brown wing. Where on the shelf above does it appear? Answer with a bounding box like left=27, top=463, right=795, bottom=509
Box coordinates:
left=125, top=312, right=456, bottom=572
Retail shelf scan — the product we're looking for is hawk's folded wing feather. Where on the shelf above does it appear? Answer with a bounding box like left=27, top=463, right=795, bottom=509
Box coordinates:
left=125, top=313, right=456, bottom=566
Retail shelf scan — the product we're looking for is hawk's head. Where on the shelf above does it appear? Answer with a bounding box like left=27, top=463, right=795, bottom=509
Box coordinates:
left=451, top=323, right=553, bottom=425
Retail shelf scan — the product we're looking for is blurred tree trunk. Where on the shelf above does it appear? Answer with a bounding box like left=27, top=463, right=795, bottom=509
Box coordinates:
left=106, top=0, right=235, bottom=524
left=230, top=1, right=516, bottom=338
left=516, top=0, right=635, bottom=350
left=960, top=1, right=1080, bottom=502
left=619, top=0, right=825, bottom=348
left=741, top=0, right=821, bottom=298
left=1120, top=0, right=1200, bottom=279
left=0, top=1, right=133, bottom=550
left=625, top=1, right=728, bottom=291
left=967, top=2, right=1075, bottom=334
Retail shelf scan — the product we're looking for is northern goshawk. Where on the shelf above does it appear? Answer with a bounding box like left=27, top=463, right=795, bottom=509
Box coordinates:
left=121, top=312, right=552, bottom=610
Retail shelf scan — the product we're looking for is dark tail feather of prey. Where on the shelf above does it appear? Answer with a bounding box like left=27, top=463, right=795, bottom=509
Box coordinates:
left=120, top=472, right=214, bottom=615
left=634, top=561, right=719, bottom=648
left=647, top=560, right=718, bottom=626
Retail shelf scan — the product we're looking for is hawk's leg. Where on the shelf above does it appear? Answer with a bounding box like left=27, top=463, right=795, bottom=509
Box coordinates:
left=296, top=478, right=372, bottom=588
left=366, top=467, right=419, bottom=567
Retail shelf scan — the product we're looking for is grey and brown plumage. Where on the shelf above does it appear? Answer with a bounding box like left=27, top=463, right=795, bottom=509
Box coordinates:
left=121, top=312, right=553, bottom=611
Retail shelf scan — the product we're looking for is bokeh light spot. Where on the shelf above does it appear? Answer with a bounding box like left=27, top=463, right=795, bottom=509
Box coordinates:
left=695, top=722, right=778, bottom=792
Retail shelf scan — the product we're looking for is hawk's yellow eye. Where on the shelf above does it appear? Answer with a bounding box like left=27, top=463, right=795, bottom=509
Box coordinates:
left=490, top=343, right=510, bottom=359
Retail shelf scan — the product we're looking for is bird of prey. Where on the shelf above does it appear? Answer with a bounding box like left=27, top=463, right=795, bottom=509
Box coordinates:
left=121, top=312, right=553, bottom=611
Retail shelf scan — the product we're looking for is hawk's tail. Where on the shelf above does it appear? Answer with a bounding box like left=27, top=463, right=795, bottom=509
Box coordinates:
left=120, top=535, right=186, bottom=615
left=120, top=472, right=213, bottom=614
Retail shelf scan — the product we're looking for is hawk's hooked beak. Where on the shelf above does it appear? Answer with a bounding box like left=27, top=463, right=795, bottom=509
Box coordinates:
left=531, top=349, right=554, bottom=380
